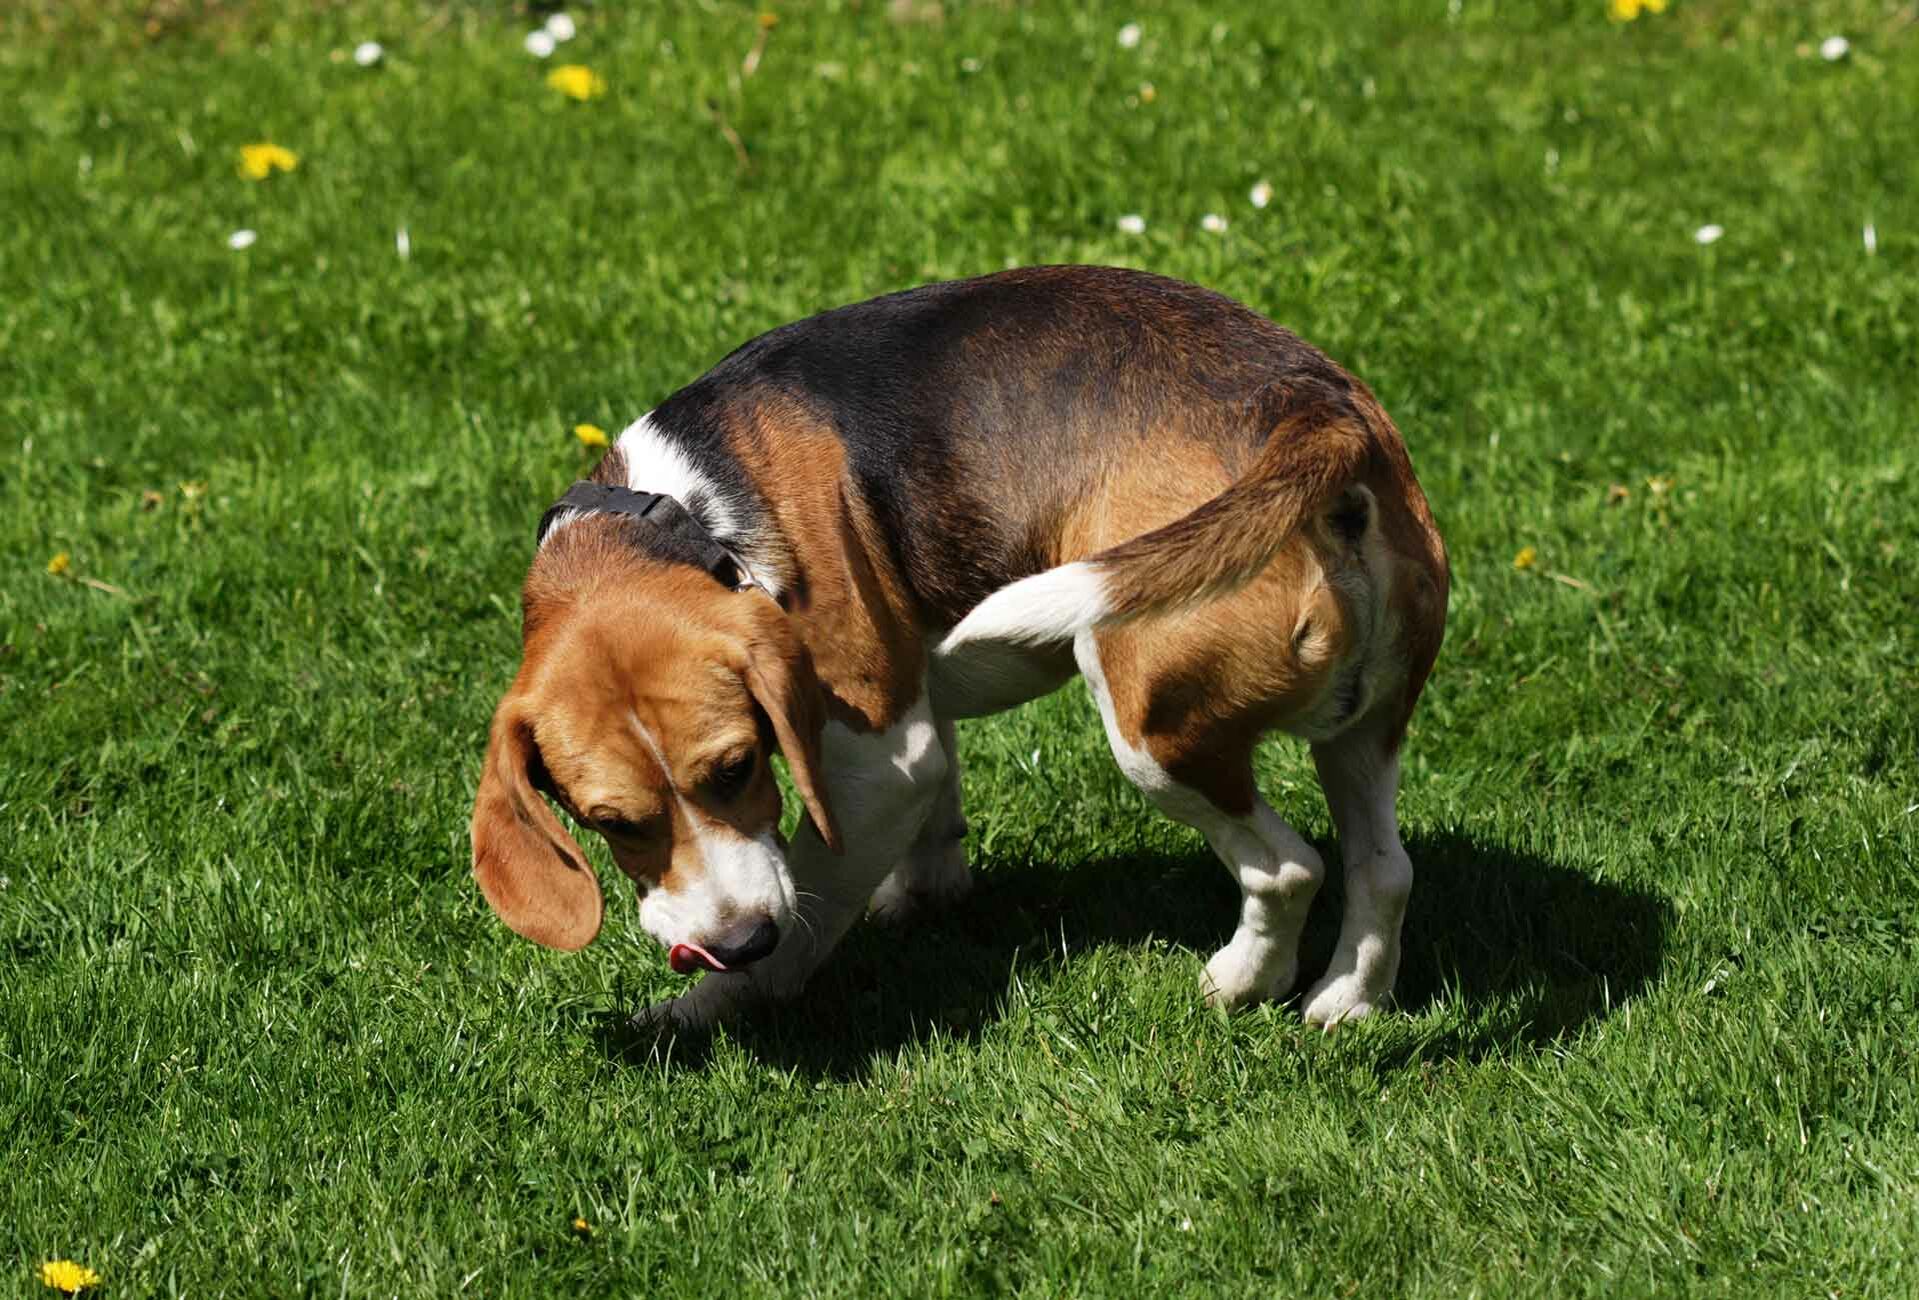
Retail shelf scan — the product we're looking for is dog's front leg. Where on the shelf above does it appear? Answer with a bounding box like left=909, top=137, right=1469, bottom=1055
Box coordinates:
left=868, top=715, right=971, bottom=924
left=640, top=695, right=950, bottom=1030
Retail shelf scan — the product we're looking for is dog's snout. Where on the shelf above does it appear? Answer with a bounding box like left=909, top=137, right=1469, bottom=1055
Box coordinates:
left=706, top=914, right=780, bottom=968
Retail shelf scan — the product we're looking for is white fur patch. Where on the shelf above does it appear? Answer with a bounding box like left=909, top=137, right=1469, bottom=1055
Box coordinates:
left=615, top=411, right=740, bottom=536
left=637, top=825, right=794, bottom=957
left=620, top=411, right=788, bottom=597
left=625, top=708, right=796, bottom=952
left=817, top=701, right=948, bottom=844
left=937, top=561, right=1111, bottom=654
left=534, top=409, right=735, bottom=550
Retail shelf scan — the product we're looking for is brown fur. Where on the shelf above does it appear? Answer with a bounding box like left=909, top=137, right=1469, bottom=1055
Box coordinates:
left=1079, top=378, right=1373, bottom=620
left=471, top=706, right=603, bottom=950
left=1046, top=379, right=1446, bottom=815
left=722, top=397, right=927, bottom=732
left=1092, top=552, right=1367, bottom=816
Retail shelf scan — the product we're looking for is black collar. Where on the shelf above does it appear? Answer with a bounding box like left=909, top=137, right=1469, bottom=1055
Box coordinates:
left=536, top=481, right=760, bottom=592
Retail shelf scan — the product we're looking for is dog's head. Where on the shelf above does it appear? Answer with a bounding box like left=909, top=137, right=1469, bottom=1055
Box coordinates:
left=470, top=550, right=839, bottom=970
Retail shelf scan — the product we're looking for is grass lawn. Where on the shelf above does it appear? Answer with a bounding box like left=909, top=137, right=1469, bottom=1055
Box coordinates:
left=4, top=0, right=1916, bottom=1294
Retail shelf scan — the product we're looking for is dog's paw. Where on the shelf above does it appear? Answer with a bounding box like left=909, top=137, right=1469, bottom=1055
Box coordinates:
left=867, top=842, right=973, bottom=926
left=629, top=994, right=703, bottom=1036
left=1299, top=971, right=1385, bottom=1028
left=1200, top=936, right=1297, bottom=1010
left=633, top=971, right=758, bottom=1033
left=1300, top=941, right=1399, bottom=1028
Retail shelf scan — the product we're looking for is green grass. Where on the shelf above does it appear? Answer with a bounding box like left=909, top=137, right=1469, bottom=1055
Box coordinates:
left=3, top=0, right=1916, bottom=1294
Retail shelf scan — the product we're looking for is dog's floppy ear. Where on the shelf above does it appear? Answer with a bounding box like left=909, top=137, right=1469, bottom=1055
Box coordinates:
left=471, top=703, right=603, bottom=949
left=744, top=628, right=843, bottom=854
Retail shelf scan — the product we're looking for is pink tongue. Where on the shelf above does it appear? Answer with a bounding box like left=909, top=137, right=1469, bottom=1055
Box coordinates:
left=668, top=942, right=728, bottom=975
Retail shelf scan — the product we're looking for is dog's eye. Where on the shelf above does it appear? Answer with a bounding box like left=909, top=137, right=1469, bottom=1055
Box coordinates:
left=707, top=752, right=756, bottom=801
left=599, top=816, right=654, bottom=842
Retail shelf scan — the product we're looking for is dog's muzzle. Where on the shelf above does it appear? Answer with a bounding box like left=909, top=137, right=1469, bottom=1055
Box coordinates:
left=667, top=914, right=780, bottom=973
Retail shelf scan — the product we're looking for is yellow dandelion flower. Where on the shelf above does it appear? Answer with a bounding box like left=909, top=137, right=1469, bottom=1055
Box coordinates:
left=574, top=423, right=609, bottom=448
left=238, top=142, right=299, bottom=180
left=46, top=551, right=71, bottom=576
left=546, top=65, right=607, bottom=101
left=39, top=1260, right=101, bottom=1293
left=1609, top=0, right=1640, bottom=20
left=1513, top=546, right=1538, bottom=571
left=1644, top=0, right=1667, bottom=10
left=572, top=1216, right=594, bottom=1236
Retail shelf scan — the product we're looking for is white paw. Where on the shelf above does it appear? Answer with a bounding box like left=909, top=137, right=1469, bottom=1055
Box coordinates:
left=867, top=843, right=972, bottom=926
left=1200, top=935, right=1297, bottom=1009
left=1300, top=971, right=1385, bottom=1028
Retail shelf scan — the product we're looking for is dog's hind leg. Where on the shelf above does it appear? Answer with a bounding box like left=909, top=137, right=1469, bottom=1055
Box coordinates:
left=868, top=715, right=973, bottom=924
left=1076, top=630, right=1324, bottom=1009
left=1301, top=726, right=1412, bottom=1026
left=1192, top=798, right=1325, bottom=1008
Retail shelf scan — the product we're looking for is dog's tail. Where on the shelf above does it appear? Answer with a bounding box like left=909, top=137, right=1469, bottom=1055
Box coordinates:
left=938, top=376, right=1374, bottom=654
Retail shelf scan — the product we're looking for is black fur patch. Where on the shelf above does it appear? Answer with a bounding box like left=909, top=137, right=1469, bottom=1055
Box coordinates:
left=627, top=266, right=1371, bottom=625
left=1327, top=487, right=1373, bottom=545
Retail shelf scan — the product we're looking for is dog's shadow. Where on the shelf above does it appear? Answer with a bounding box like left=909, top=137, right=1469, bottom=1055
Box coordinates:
left=592, top=829, right=1670, bottom=1078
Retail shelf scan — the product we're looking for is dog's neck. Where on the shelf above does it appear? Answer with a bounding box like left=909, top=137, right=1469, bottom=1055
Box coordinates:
left=537, top=480, right=762, bottom=588
left=541, top=414, right=791, bottom=601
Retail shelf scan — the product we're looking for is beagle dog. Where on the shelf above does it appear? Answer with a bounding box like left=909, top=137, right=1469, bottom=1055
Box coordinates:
left=471, top=266, right=1448, bottom=1029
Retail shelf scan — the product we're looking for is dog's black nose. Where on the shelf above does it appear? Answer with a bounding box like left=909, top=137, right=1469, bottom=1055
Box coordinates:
left=706, top=915, right=780, bottom=968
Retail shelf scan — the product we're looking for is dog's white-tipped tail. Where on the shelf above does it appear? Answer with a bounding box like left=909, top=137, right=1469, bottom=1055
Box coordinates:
left=937, top=560, right=1111, bottom=656
left=941, top=374, right=1376, bottom=662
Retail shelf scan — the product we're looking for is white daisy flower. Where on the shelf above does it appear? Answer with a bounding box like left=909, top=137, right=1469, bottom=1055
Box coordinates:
left=545, top=12, right=577, bottom=42
left=1117, top=22, right=1142, bottom=49
left=525, top=29, right=557, bottom=58
left=227, top=229, right=258, bottom=250
left=396, top=226, right=411, bottom=260
left=1694, top=224, right=1724, bottom=245
left=1249, top=179, right=1273, bottom=209
left=1200, top=213, right=1228, bottom=234
left=1819, top=35, right=1849, bottom=61
left=1863, top=222, right=1877, bottom=255
left=1117, top=213, right=1147, bottom=234
left=353, top=40, right=383, bottom=67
